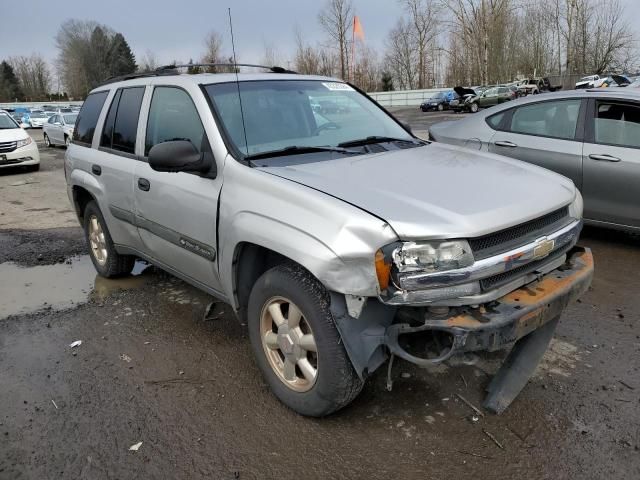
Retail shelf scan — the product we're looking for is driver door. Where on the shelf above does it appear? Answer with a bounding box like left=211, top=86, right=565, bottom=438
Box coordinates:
left=134, top=86, right=224, bottom=294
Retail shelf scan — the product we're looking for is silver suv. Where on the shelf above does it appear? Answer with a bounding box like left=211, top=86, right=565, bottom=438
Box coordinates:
left=66, top=68, right=593, bottom=416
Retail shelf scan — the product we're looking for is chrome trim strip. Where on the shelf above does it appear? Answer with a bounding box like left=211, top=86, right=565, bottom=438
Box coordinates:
left=397, top=219, right=582, bottom=291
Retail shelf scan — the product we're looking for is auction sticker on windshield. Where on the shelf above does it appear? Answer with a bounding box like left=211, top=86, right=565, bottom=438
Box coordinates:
left=322, top=82, right=354, bottom=91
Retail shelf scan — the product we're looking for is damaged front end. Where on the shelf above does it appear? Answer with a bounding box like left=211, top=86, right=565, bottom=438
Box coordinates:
left=330, top=212, right=593, bottom=414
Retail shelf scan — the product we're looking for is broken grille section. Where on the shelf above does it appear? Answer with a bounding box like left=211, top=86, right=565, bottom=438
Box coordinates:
left=469, top=207, right=571, bottom=260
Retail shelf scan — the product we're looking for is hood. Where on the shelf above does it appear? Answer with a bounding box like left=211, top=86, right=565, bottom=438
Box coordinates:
left=454, top=86, right=476, bottom=97
left=259, top=143, right=576, bottom=240
left=610, top=75, right=630, bottom=86
left=0, top=127, right=28, bottom=142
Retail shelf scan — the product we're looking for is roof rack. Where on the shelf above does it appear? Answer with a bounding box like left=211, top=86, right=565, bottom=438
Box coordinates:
left=99, top=63, right=297, bottom=87
left=156, top=63, right=297, bottom=74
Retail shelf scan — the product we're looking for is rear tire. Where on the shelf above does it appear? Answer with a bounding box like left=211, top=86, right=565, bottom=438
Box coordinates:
left=437, top=103, right=444, bottom=111
left=83, top=201, right=135, bottom=278
left=248, top=264, right=363, bottom=417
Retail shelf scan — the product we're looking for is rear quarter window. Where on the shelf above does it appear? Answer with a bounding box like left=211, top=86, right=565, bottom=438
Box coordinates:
left=486, top=111, right=507, bottom=130
left=72, top=91, right=109, bottom=146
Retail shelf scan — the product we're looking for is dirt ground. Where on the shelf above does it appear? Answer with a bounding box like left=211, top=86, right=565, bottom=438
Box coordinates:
left=1, top=122, right=639, bottom=480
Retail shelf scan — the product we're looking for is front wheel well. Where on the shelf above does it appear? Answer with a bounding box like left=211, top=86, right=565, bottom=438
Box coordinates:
left=233, top=243, right=301, bottom=323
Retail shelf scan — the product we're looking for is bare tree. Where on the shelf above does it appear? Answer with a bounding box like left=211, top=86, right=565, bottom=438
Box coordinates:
left=261, top=41, right=283, bottom=68
left=402, top=0, right=440, bottom=89
left=318, top=0, right=354, bottom=79
left=9, top=54, right=51, bottom=100
left=202, top=31, right=224, bottom=72
left=384, top=18, right=418, bottom=89
left=138, top=50, right=159, bottom=72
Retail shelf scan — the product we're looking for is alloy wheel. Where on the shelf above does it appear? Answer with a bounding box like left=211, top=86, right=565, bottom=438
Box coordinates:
left=260, top=296, right=318, bottom=392
left=88, top=215, right=108, bottom=266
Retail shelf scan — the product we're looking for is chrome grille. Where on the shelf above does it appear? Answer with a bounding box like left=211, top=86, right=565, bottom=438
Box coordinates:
left=0, top=141, right=17, bottom=153
left=469, top=207, right=571, bottom=260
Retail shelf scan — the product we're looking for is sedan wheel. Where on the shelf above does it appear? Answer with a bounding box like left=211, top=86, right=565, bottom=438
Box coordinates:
left=44, top=133, right=52, bottom=148
left=470, top=103, right=479, bottom=113
left=437, top=103, right=444, bottom=111
left=65, top=136, right=71, bottom=147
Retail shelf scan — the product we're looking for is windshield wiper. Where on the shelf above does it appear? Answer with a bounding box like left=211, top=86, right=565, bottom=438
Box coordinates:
left=338, top=136, right=423, bottom=148
left=244, top=145, right=360, bottom=161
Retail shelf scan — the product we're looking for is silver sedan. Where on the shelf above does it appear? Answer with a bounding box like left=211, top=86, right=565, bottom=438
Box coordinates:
left=43, top=113, right=77, bottom=147
left=429, top=89, right=640, bottom=232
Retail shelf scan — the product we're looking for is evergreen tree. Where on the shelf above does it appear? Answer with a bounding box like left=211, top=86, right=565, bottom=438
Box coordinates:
left=108, top=33, right=137, bottom=77
left=381, top=71, right=394, bottom=92
left=90, top=26, right=112, bottom=86
left=0, top=61, right=25, bottom=101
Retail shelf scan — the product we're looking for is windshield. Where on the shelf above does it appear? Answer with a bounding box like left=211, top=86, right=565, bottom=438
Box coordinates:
left=63, top=114, right=77, bottom=125
left=0, top=114, right=18, bottom=129
left=204, top=80, right=412, bottom=157
left=31, top=111, right=46, bottom=118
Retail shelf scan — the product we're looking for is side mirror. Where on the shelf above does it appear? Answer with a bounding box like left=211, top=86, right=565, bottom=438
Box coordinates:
left=148, top=140, right=215, bottom=175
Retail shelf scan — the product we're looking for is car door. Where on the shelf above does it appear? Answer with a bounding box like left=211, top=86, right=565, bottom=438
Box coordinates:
left=84, top=87, right=146, bottom=251
left=488, top=98, right=585, bottom=187
left=582, top=98, right=640, bottom=228
left=49, top=115, right=62, bottom=144
left=134, top=85, right=224, bottom=293
left=479, top=88, right=497, bottom=108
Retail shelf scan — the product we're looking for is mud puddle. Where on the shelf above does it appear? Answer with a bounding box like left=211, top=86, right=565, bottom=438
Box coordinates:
left=0, top=256, right=150, bottom=319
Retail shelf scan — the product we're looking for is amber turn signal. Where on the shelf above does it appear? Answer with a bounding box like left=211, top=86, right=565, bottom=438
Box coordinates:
left=375, top=249, right=392, bottom=291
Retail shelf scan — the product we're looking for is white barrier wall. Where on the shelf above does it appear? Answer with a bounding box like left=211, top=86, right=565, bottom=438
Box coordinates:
left=368, top=88, right=451, bottom=107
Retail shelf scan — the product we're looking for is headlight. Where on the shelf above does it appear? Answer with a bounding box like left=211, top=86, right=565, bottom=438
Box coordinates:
left=16, top=137, right=32, bottom=148
left=568, top=190, right=583, bottom=219
left=392, top=240, right=474, bottom=273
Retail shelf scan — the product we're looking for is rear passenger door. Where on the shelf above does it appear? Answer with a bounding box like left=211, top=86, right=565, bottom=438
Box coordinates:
left=582, top=98, right=640, bottom=228
left=134, top=86, right=224, bottom=294
left=91, top=86, right=146, bottom=251
left=488, top=98, right=585, bottom=187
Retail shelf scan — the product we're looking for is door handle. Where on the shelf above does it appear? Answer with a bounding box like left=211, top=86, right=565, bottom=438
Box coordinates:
left=91, top=165, right=101, bottom=176
left=494, top=140, right=518, bottom=148
left=137, top=178, right=151, bottom=191
left=588, top=153, right=621, bottom=162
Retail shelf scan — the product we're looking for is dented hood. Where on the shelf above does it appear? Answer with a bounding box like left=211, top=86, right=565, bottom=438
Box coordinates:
left=260, top=143, right=576, bottom=240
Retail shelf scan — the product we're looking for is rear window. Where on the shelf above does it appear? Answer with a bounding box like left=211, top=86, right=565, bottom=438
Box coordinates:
left=72, top=91, right=109, bottom=146
left=100, top=87, right=144, bottom=154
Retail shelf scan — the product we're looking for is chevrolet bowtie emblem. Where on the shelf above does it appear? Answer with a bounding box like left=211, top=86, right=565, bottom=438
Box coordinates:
left=532, top=237, right=555, bottom=260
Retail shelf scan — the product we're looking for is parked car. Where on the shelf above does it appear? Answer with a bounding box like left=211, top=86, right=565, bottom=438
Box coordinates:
left=420, top=91, right=449, bottom=111
left=24, top=110, right=50, bottom=128
left=430, top=89, right=640, bottom=232
left=43, top=113, right=77, bottom=147
left=576, top=75, right=601, bottom=89
left=517, top=77, right=560, bottom=95
left=450, top=86, right=514, bottom=113
left=629, top=77, right=640, bottom=88
left=597, top=75, right=631, bottom=88
left=0, top=111, right=40, bottom=171
left=65, top=70, right=592, bottom=417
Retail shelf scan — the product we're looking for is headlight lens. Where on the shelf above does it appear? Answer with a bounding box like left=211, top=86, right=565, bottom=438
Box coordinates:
left=568, top=190, right=583, bottom=219
left=392, top=240, right=474, bottom=273
left=16, top=137, right=32, bottom=148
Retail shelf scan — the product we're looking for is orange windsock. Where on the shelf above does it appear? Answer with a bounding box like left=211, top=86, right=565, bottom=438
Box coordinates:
left=353, top=16, right=364, bottom=41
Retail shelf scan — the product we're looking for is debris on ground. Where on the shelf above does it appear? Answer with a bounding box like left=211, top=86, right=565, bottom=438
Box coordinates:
left=129, top=441, right=143, bottom=451
left=483, top=429, right=504, bottom=450
left=120, top=354, right=132, bottom=363
left=51, top=400, right=58, bottom=410
left=456, top=393, right=485, bottom=418
left=69, top=340, right=82, bottom=348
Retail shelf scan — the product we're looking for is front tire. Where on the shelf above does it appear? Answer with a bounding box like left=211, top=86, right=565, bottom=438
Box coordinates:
left=43, top=133, right=52, bottom=148
left=83, top=201, right=135, bottom=278
left=437, top=103, right=444, bottom=111
left=65, top=135, right=71, bottom=147
left=470, top=103, right=479, bottom=113
left=248, top=264, right=363, bottom=417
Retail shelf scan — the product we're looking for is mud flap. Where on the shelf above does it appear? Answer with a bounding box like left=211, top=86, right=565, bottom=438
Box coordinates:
left=483, top=315, right=560, bottom=414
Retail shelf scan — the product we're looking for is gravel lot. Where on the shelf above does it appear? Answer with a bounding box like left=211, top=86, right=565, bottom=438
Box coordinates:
left=1, top=116, right=639, bottom=479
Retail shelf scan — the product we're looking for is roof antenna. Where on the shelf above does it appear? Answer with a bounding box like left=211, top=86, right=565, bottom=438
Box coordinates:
left=228, top=7, right=249, bottom=156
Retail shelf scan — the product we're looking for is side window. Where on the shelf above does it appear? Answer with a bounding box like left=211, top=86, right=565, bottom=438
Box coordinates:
left=100, top=87, right=144, bottom=154
left=73, top=91, right=108, bottom=145
left=486, top=111, right=506, bottom=130
left=594, top=101, right=640, bottom=149
left=145, top=87, right=207, bottom=156
left=509, top=99, right=581, bottom=140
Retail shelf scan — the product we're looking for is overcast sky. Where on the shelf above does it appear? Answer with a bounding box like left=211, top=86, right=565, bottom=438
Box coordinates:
left=2, top=0, right=639, bottom=70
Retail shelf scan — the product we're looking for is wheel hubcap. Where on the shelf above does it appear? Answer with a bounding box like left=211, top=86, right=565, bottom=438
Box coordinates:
left=88, top=215, right=108, bottom=266
left=260, top=297, right=318, bottom=392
